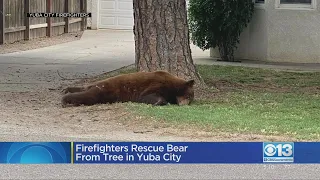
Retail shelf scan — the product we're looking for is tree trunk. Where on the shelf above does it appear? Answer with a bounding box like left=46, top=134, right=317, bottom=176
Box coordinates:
left=133, top=0, right=204, bottom=86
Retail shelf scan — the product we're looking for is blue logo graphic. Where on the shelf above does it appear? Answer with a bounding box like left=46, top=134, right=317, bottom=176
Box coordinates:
left=263, top=142, right=294, bottom=163
left=0, top=142, right=71, bottom=164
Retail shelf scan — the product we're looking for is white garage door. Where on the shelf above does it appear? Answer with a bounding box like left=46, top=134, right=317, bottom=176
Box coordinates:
left=98, top=0, right=189, bottom=30
left=99, top=0, right=134, bottom=29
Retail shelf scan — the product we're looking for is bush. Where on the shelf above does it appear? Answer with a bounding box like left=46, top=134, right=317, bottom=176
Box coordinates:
left=188, top=0, right=255, bottom=62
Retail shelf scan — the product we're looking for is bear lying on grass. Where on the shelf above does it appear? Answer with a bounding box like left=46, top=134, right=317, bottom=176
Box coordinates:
left=61, top=70, right=195, bottom=107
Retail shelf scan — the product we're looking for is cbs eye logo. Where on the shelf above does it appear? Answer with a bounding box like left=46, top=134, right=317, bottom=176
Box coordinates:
left=264, top=143, right=293, bottom=157
left=0, top=142, right=71, bottom=164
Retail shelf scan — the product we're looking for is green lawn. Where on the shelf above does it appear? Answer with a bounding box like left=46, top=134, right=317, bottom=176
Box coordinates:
left=115, top=65, right=320, bottom=140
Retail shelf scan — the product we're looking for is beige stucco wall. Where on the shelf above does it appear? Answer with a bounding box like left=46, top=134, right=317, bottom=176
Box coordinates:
left=266, top=0, right=320, bottom=63
left=210, top=0, right=320, bottom=63
left=87, top=0, right=92, bottom=28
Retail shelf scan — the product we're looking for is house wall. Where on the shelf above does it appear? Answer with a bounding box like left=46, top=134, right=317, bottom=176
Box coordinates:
left=247, top=6, right=268, bottom=61
left=266, top=0, right=320, bottom=63
left=87, top=0, right=92, bottom=28
left=90, top=0, right=99, bottom=30
left=210, top=0, right=320, bottom=63
left=210, top=5, right=268, bottom=61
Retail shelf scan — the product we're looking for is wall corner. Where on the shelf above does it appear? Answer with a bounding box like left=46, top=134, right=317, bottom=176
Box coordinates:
left=91, top=0, right=99, bottom=30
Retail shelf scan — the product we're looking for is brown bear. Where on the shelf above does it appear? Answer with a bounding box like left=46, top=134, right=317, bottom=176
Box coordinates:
left=61, top=70, right=195, bottom=107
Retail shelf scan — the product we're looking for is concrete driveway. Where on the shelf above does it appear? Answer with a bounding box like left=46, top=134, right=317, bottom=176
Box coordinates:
left=0, top=30, right=136, bottom=92
left=0, top=29, right=210, bottom=92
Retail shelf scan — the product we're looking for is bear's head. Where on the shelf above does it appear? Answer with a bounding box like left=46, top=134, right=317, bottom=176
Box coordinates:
left=176, top=79, right=195, bottom=105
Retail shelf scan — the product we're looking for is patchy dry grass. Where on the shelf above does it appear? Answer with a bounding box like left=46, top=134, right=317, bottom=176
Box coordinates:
left=79, top=64, right=320, bottom=141
left=110, top=65, right=320, bottom=141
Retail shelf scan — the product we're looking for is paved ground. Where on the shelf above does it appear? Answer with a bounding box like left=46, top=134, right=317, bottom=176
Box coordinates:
left=196, top=57, right=320, bottom=72
left=1, top=164, right=320, bottom=180
left=0, top=30, right=136, bottom=92
left=1, top=29, right=320, bottom=180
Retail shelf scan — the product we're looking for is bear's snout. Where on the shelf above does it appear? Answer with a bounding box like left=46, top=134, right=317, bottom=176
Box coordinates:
left=176, top=96, right=191, bottom=106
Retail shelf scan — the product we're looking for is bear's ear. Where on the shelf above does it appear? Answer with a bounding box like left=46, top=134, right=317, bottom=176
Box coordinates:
left=186, top=80, right=195, bottom=87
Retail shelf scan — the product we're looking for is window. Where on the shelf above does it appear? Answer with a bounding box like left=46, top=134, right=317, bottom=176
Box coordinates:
left=255, top=0, right=265, bottom=9
left=280, top=0, right=311, bottom=4
left=255, top=0, right=265, bottom=3
left=276, top=0, right=316, bottom=9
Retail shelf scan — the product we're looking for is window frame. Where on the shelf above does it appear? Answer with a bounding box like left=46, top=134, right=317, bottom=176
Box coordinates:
left=275, top=0, right=317, bottom=10
left=254, top=0, right=266, bottom=9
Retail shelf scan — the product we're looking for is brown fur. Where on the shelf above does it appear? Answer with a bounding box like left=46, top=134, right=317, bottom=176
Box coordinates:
left=61, top=70, right=195, bottom=107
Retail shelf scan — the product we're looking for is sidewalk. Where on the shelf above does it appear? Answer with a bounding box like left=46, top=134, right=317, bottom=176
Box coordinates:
left=193, top=57, right=320, bottom=72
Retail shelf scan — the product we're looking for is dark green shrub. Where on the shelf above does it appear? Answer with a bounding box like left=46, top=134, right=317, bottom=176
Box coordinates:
left=188, top=0, right=255, bottom=62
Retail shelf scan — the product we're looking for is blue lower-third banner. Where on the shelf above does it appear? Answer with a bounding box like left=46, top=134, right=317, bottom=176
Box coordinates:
left=1, top=142, right=320, bottom=164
